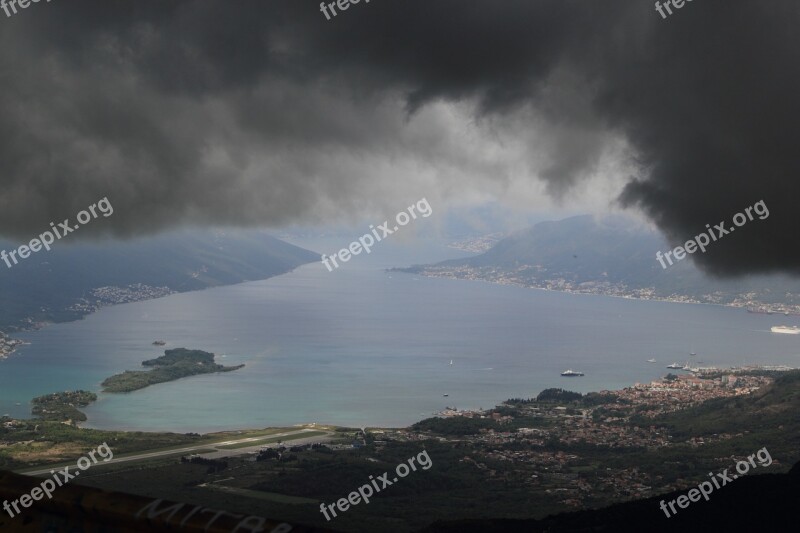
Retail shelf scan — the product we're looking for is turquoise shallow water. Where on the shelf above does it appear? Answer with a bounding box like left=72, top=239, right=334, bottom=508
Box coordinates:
left=1, top=238, right=799, bottom=432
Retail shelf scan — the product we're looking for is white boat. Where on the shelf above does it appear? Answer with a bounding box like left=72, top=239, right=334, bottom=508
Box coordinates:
left=771, top=326, right=800, bottom=335
left=666, top=362, right=683, bottom=369
left=449, top=359, right=453, bottom=366
left=647, top=358, right=657, bottom=363
left=561, top=369, right=584, bottom=377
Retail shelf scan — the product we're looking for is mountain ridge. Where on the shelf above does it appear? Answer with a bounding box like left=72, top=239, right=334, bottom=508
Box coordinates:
left=397, top=214, right=800, bottom=309
left=0, top=229, right=319, bottom=333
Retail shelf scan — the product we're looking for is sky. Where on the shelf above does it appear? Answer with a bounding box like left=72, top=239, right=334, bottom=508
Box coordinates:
left=0, top=0, right=797, bottom=276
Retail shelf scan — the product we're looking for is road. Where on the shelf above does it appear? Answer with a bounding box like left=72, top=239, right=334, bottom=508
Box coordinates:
left=19, top=428, right=335, bottom=476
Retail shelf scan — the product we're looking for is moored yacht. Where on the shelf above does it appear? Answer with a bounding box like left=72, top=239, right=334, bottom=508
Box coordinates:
left=771, top=326, right=800, bottom=334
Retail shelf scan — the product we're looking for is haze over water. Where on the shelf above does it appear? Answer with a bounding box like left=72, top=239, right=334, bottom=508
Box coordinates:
left=1, top=239, right=798, bottom=432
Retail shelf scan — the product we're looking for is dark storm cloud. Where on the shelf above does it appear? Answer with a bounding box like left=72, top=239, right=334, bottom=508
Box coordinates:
left=0, top=0, right=797, bottom=275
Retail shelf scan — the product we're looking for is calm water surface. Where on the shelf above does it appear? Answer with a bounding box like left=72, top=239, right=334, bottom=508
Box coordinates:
left=1, top=238, right=798, bottom=432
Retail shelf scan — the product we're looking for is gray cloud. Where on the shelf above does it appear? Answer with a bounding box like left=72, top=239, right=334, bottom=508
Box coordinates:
left=0, top=1, right=797, bottom=275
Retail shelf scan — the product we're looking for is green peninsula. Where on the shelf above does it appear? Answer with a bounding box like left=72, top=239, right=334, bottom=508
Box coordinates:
left=31, top=390, right=97, bottom=423
left=102, top=348, right=244, bottom=393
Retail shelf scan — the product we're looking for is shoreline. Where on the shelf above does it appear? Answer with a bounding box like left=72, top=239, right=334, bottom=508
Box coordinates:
left=7, top=260, right=791, bottom=362
left=0, top=332, right=27, bottom=360
left=0, top=265, right=310, bottom=360
left=6, top=267, right=798, bottom=430
left=402, top=269, right=799, bottom=314
left=72, top=363, right=800, bottom=434
left=9, top=364, right=796, bottom=436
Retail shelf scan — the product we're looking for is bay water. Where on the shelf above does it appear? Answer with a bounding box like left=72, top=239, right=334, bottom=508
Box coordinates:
left=1, top=238, right=798, bottom=432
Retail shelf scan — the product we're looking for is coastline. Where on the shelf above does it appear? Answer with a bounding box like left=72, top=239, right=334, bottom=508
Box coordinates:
left=0, top=265, right=310, bottom=360
left=8, top=264, right=799, bottom=432
left=12, top=364, right=797, bottom=434
left=0, top=332, right=26, bottom=360
left=402, top=269, right=797, bottom=314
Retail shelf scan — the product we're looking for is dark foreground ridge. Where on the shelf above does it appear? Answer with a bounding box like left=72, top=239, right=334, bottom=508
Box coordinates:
left=421, top=459, right=800, bottom=532
left=0, top=469, right=336, bottom=532
left=1, top=462, right=797, bottom=532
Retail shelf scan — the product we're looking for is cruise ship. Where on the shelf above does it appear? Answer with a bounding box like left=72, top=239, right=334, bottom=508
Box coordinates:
left=770, top=326, right=800, bottom=335
left=666, top=362, right=684, bottom=369
left=561, top=369, right=584, bottom=377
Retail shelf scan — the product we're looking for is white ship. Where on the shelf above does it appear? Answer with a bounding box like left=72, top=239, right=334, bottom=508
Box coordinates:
left=666, top=362, right=684, bottom=369
left=561, top=369, right=584, bottom=377
left=647, top=358, right=657, bottom=363
left=771, top=326, right=800, bottom=334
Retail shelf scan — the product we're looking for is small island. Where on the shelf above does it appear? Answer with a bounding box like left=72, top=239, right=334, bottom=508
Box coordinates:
left=101, top=348, right=244, bottom=393
left=31, top=390, right=97, bottom=423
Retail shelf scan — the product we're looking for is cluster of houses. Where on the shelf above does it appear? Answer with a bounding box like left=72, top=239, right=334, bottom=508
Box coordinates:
left=381, top=368, right=787, bottom=508
left=0, top=332, right=24, bottom=359
left=68, top=284, right=175, bottom=314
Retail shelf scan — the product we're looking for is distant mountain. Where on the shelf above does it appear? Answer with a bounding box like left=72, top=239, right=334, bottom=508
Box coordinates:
left=398, top=215, right=800, bottom=308
left=448, top=215, right=668, bottom=276
left=0, top=230, right=318, bottom=331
